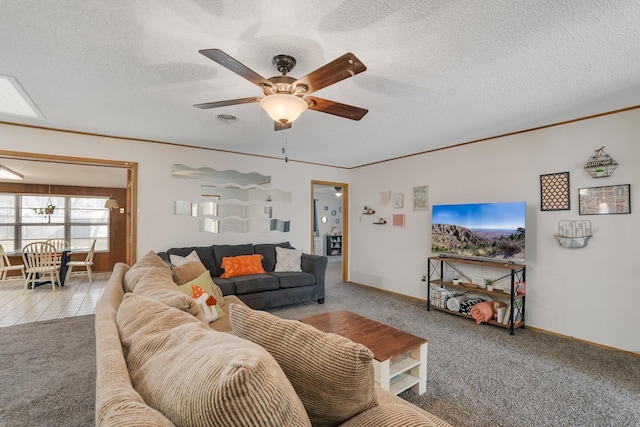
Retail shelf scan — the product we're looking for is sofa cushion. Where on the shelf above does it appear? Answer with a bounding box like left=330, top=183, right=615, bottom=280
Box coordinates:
left=270, top=271, right=317, bottom=289
left=254, top=242, right=292, bottom=272
left=220, top=254, right=266, bottom=278
left=123, top=250, right=171, bottom=293
left=229, top=273, right=280, bottom=295
left=172, top=260, right=225, bottom=306
left=339, top=404, right=441, bottom=427
left=95, top=263, right=176, bottom=427
left=167, top=246, right=217, bottom=276
left=169, top=249, right=200, bottom=266
left=375, top=387, right=452, bottom=427
left=213, top=244, right=254, bottom=277
left=274, top=246, right=303, bottom=272
left=178, top=271, right=225, bottom=322
left=171, top=259, right=207, bottom=285
left=230, top=304, right=378, bottom=427
left=209, top=277, right=235, bottom=296
left=132, top=267, right=201, bottom=319
left=117, top=294, right=311, bottom=427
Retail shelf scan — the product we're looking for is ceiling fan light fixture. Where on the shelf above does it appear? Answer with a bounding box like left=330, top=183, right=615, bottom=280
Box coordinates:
left=259, top=94, right=308, bottom=124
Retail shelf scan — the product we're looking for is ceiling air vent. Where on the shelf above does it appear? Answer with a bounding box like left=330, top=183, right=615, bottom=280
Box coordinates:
left=217, top=114, right=237, bottom=122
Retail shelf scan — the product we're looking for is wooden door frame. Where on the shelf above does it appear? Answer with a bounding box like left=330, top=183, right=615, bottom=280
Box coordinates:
left=311, top=180, right=348, bottom=283
left=0, top=149, right=137, bottom=265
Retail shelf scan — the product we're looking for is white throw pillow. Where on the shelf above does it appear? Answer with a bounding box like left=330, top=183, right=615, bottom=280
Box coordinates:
left=274, top=247, right=303, bottom=272
left=169, top=250, right=201, bottom=267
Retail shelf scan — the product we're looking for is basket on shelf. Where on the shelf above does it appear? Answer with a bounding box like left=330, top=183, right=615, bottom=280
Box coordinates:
left=430, top=287, right=456, bottom=308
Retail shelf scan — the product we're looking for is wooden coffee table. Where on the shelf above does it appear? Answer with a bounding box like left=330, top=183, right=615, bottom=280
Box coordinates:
left=299, top=310, right=427, bottom=395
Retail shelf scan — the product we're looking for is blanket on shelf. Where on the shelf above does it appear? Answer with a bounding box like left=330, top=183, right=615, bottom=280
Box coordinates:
left=459, top=298, right=484, bottom=316
left=446, top=295, right=468, bottom=312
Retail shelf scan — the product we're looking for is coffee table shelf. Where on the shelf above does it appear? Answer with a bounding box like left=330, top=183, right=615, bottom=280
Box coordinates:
left=385, top=349, right=425, bottom=395
left=390, top=372, right=420, bottom=395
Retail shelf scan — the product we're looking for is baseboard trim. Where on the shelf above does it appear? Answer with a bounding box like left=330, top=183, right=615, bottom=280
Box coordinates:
left=525, top=326, right=639, bottom=358
left=346, top=281, right=639, bottom=358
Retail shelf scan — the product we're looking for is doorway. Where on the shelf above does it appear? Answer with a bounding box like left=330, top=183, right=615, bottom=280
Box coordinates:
left=0, top=149, right=137, bottom=265
left=311, top=181, right=347, bottom=283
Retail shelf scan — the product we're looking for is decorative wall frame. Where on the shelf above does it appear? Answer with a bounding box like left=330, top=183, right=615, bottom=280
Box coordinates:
left=579, top=184, right=630, bottom=215
left=393, top=193, right=404, bottom=208
left=392, top=214, right=405, bottom=227
left=584, top=146, right=618, bottom=178
left=412, top=185, right=429, bottom=211
left=540, top=172, right=570, bottom=211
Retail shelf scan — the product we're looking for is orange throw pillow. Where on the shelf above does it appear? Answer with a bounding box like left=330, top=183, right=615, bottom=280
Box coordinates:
left=220, top=254, right=266, bottom=278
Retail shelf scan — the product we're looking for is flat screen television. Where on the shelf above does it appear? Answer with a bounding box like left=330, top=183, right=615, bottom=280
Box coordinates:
left=431, top=201, right=526, bottom=263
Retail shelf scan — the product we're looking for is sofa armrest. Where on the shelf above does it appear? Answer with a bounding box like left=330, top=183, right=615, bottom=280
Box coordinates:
left=301, top=253, right=328, bottom=301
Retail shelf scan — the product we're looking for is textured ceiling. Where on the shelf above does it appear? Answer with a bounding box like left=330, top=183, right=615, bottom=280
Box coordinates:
left=1, top=0, right=639, bottom=168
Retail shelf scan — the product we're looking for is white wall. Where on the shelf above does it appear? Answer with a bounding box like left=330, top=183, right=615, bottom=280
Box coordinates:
left=349, top=108, right=640, bottom=353
left=0, top=123, right=349, bottom=254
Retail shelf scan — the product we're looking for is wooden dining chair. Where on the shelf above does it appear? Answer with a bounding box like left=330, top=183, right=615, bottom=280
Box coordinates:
left=0, top=244, right=26, bottom=288
left=22, top=242, right=61, bottom=292
left=45, top=238, right=70, bottom=251
left=65, top=239, right=96, bottom=284
left=45, top=238, right=70, bottom=267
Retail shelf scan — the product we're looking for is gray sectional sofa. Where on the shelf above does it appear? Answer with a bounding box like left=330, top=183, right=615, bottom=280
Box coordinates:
left=158, top=242, right=328, bottom=310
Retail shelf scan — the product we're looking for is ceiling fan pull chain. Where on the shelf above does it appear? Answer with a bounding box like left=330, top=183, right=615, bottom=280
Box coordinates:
left=282, top=128, right=288, bottom=162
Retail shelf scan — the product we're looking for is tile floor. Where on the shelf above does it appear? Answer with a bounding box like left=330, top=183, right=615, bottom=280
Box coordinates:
left=0, top=271, right=110, bottom=327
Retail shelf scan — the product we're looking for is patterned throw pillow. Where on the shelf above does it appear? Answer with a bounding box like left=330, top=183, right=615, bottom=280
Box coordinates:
left=220, top=254, right=266, bottom=278
left=169, top=250, right=201, bottom=267
left=178, top=271, right=225, bottom=323
left=274, top=247, right=303, bottom=272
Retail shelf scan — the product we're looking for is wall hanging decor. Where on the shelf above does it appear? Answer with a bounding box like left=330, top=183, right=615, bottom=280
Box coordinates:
left=380, top=191, right=391, bottom=206
left=393, top=193, right=404, bottom=208
left=578, top=184, right=630, bottom=215
left=583, top=146, right=618, bottom=178
left=555, top=220, right=592, bottom=248
left=412, top=185, right=429, bottom=211
left=392, top=214, right=405, bottom=227
left=540, top=172, right=570, bottom=211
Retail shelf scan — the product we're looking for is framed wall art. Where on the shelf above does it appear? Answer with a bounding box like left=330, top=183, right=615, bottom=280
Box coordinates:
left=412, top=185, right=429, bottom=211
left=393, top=193, right=404, bottom=208
left=540, top=172, right=570, bottom=211
left=579, top=184, right=630, bottom=215
left=392, top=214, right=405, bottom=227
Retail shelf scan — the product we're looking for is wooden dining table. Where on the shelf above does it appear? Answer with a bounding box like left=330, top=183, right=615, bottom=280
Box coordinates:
left=18, top=249, right=72, bottom=289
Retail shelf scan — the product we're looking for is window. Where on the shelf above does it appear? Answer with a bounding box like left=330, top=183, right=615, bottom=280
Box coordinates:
left=0, top=193, right=110, bottom=252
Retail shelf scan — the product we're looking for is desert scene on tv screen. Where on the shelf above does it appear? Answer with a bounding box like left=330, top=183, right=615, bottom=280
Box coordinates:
left=431, top=202, right=525, bottom=263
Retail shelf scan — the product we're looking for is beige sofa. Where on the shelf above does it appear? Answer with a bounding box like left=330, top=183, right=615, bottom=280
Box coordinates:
left=95, top=251, right=451, bottom=427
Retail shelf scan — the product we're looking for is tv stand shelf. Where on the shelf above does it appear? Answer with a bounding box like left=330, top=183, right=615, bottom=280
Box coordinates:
left=427, top=256, right=526, bottom=335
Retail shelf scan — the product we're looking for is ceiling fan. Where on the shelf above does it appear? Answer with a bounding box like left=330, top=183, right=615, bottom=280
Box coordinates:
left=194, top=49, right=368, bottom=130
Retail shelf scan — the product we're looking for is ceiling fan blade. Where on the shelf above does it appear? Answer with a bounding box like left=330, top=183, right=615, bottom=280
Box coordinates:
left=294, top=53, right=366, bottom=95
left=305, top=96, right=368, bottom=121
left=274, top=121, right=292, bottom=131
left=194, top=97, right=261, bottom=109
left=199, top=49, right=272, bottom=88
